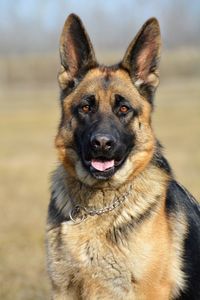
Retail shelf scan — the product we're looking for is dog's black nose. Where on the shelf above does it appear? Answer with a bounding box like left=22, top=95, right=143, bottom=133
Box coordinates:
left=90, top=134, right=116, bottom=152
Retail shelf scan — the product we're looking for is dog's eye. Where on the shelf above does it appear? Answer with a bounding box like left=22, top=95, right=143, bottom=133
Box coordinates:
left=119, top=105, right=129, bottom=113
left=81, top=105, right=90, bottom=113
left=79, top=95, right=96, bottom=114
left=115, top=94, right=131, bottom=116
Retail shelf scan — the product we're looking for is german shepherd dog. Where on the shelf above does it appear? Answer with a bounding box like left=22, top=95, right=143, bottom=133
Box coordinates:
left=46, top=14, right=200, bottom=299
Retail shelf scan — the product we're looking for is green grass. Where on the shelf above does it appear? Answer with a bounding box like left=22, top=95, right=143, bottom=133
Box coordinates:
left=0, top=77, right=200, bottom=299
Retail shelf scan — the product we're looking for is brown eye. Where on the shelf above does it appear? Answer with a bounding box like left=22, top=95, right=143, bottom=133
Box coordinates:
left=82, top=105, right=90, bottom=113
left=119, top=105, right=129, bottom=113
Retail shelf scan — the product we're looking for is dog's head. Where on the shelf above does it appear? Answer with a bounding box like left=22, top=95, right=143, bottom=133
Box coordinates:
left=56, top=14, right=161, bottom=186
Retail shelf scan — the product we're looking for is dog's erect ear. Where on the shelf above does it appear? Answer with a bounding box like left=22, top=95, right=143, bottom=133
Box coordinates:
left=121, top=18, right=161, bottom=104
left=58, top=14, right=97, bottom=90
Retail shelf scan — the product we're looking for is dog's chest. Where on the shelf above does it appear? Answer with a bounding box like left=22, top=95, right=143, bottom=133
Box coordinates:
left=47, top=208, right=183, bottom=299
left=59, top=219, right=136, bottom=297
left=61, top=219, right=134, bottom=275
left=59, top=217, right=164, bottom=296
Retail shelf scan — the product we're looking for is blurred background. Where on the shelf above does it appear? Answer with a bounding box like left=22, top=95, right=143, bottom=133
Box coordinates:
left=0, top=0, right=200, bottom=299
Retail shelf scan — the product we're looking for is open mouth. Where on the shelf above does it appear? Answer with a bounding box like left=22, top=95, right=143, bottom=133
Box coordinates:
left=91, top=159, right=115, bottom=171
left=83, top=157, right=125, bottom=180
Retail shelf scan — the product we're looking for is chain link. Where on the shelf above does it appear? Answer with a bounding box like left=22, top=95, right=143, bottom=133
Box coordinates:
left=69, top=190, right=130, bottom=223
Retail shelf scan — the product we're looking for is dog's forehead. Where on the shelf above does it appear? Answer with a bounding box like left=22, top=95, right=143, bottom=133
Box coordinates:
left=84, top=67, right=132, bottom=89
left=77, top=67, right=141, bottom=102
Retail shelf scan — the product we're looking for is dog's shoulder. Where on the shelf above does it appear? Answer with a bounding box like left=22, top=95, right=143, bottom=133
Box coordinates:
left=166, top=179, right=200, bottom=227
left=48, top=165, right=72, bottom=227
left=166, top=180, right=200, bottom=299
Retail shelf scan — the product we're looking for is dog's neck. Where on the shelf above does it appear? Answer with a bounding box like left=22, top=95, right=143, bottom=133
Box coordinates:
left=50, top=163, right=169, bottom=224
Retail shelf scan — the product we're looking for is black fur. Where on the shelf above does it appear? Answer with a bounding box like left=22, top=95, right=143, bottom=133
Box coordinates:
left=152, top=140, right=172, bottom=175
left=166, top=180, right=200, bottom=299
left=74, top=107, right=134, bottom=180
left=50, top=14, right=200, bottom=298
left=48, top=194, right=69, bottom=226
left=108, top=199, right=159, bottom=244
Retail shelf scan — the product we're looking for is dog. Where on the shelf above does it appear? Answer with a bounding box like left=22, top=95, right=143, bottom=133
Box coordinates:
left=46, top=14, right=200, bottom=299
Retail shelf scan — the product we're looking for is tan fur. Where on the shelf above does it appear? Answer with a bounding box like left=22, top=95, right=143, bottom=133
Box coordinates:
left=55, top=68, right=155, bottom=187
left=47, top=164, right=187, bottom=299
left=47, top=15, right=188, bottom=300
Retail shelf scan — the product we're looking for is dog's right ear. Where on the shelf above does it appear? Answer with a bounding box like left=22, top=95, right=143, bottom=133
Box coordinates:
left=121, top=18, right=161, bottom=104
left=58, top=14, right=97, bottom=90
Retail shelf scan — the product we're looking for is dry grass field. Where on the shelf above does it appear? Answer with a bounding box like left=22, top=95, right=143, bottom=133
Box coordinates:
left=0, top=59, right=200, bottom=299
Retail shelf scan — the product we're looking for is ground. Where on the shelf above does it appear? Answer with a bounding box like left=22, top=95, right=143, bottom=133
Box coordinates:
left=0, top=77, right=199, bottom=300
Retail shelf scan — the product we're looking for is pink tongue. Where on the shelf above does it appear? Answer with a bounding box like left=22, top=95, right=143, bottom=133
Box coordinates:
left=91, top=159, right=114, bottom=171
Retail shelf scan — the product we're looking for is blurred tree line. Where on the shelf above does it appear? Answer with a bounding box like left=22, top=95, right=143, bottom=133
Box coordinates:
left=1, top=0, right=200, bottom=54
left=0, top=0, right=200, bottom=85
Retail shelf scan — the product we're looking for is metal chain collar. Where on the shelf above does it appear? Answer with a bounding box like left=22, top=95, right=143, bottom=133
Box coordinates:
left=69, top=190, right=130, bottom=224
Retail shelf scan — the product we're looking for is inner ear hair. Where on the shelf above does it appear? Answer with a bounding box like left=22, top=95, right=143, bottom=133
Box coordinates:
left=121, top=18, right=161, bottom=95
left=135, top=73, right=159, bottom=89
left=58, top=14, right=97, bottom=91
left=58, top=66, right=78, bottom=91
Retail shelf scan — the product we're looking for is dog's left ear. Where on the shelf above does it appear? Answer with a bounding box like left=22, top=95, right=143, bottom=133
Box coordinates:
left=58, top=14, right=97, bottom=90
left=121, top=18, right=161, bottom=104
